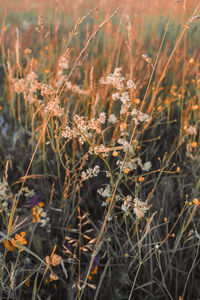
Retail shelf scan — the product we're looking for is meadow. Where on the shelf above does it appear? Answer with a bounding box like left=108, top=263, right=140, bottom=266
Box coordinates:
left=0, top=0, right=200, bottom=299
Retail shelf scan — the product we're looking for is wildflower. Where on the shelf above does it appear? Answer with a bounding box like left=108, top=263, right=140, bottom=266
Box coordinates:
left=99, top=112, right=106, bottom=124
left=28, top=194, right=41, bottom=208
left=193, top=198, right=199, bottom=206
left=106, top=171, right=111, bottom=177
left=157, top=106, right=162, bottom=111
left=108, top=113, right=118, bottom=124
left=112, top=150, right=118, bottom=157
left=98, top=185, right=112, bottom=198
left=88, top=256, right=99, bottom=280
left=81, top=166, right=100, bottom=181
left=191, top=105, right=199, bottom=111
left=3, top=240, right=15, bottom=251
left=100, top=67, right=124, bottom=90
left=190, top=141, right=197, bottom=148
left=112, top=92, right=120, bottom=101
left=131, top=108, right=151, bottom=123
left=124, top=168, right=130, bottom=174
left=139, top=176, right=144, bottom=182
left=127, top=80, right=136, bottom=89
left=133, top=198, right=149, bottom=219
left=121, top=122, right=127, bottom=130
left=89, top=144, right=109, bottom=157
left=120, top=92, right=131, bottom=114
left=32, top=202, right=49, bottom=227
left=58, top=55, right=69, bottom=70
left=186, top=126, right=197, bottom=135
left=45, top=254, right=62, bottom=266
left=134, top=98, right=140, bottom=104
left=11, top=232, right=27, bottom=251
left=142, top=161, right=152, bottom=172
left=44, top=97, right=63, bottom=117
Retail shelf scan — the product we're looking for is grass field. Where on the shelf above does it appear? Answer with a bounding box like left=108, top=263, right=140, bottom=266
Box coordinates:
left=0, top=0, right=200, bottom=299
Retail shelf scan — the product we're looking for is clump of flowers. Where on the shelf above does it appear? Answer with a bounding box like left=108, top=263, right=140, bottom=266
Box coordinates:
left=88, top=256, right=99, bottom=280
left=100, top=67, right=125, bottom=90
left=28, top=194, right=41, bottom=208
left=81, top=165, right=100, bottom=181
left=116, top=157, right=152, bottom=173
left=11, top=232, right=27, bottom=251
left=44, top=96, right=64, bottom=117
left=14, top=71, right=60, bottom=112
left=32, top=202, right=49, bottom=227
left=131, top=108, right=151, bottom=123
left=3, top=240, right=15, bottom=251
left=97, top=184, right=112, bottom=199
left=121, top=196, right=150, bottom=218
left=133, top=198, right=149, bottom=219
left=0, top=178, right=13, bottom=215
left=121, top=195, right=133, bottom=215
left=62, top=113, right=107, bottom=145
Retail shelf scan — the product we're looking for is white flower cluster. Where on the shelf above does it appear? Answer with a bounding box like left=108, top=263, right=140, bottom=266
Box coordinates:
left=0, top=179, right=13, bottom=214
left=108, top=114, right=118, bottom=124
left=142, top=161, right=152, bottom=172
left=120, top=92, right=131, bottom=114
left=97, top=184, right=112, bottom=198
left=38, top=83, right=54, bottom=96
left=127, top=80, right=136, bottom=89
left=100, top=67, right=125, bottom=90
left=15, top=72, right=38, bottom=103
left=89, top=144, right=109, bottom=157
left=100, top=67, right=139, bottom=116
left=15, top=72, right=54, bottom=103
left=117, top=158, right=152, bottom=172
left=100, top=68, right=124, bottom=90
left=81, top=165, right=100, bottom=181
left=133, top=197, right=149, bottom=219
left=112, top=92, right=120, bottom=101
left=58, top=55, right=69, bottom=70
left=62, top=113, right=106, bottom=144
left=44, top=97, right=63, bottom=117
left=186, top=125, right=197, bottom=135
left=121, top=195, right=133, bottom=215
left=36, top=206, right=50, bottom=227
left=131, top=109, right=151, bottom=123
left=121, top=196, right=149, bottom=218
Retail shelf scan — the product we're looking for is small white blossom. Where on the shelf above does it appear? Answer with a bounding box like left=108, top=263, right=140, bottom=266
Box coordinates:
left=99, top=112, right=106, bottom=124
left=127, top=80, right=136, bottom=89
left=81, top=166, right=100, bottom=181
left=142, top=161, right=152, bottom=172
left=97, top=185, right=112, bottom=198
left=108, top=114, right=118, bottom=124
left=133, top=198, right=149, bottom=219
left=100, top=67, right=124, bottom=90
left=131, top=109, right=151, bottom=123
left=112, top=92, right=120, bottom=101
